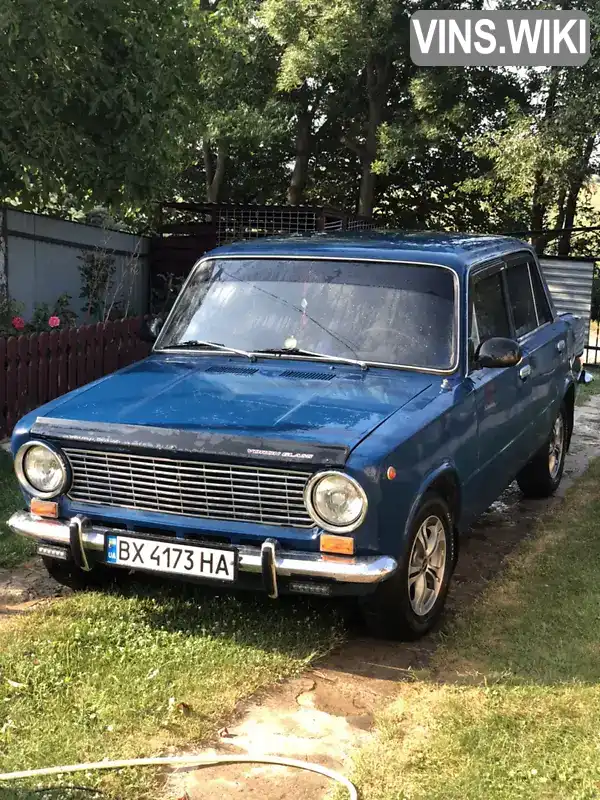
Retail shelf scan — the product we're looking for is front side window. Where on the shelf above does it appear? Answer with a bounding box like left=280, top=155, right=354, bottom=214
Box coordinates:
left=505, top=260, right=538, bottom=337
left=157, top=258, right=458, bottom=371
left=471, top=271, right=510, bottom=348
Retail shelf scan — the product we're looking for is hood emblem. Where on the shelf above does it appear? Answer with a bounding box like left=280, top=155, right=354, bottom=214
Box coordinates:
left=247, top=448, right=314, bottom=461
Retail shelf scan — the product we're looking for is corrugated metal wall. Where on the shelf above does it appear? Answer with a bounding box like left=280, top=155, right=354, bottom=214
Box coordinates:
left=539, top=256, right=595, bottom=336
left=5, top=208, right=150, bottom=322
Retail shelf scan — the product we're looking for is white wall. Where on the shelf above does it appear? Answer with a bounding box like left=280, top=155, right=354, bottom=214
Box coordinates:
left=5, top=208, right=150, bottom=321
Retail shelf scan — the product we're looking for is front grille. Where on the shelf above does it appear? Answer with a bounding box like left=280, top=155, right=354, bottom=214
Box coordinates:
left=64, top=448, right=314, bottom=529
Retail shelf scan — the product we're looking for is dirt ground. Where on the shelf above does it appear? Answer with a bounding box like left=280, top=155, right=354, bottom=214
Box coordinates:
left=0, top=560, right=70, bottom=618
left=1, top=395, right=600, bottom=800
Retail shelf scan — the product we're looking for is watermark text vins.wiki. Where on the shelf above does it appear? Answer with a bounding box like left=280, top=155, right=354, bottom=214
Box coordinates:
left=410, top=11, right=590, bottom=66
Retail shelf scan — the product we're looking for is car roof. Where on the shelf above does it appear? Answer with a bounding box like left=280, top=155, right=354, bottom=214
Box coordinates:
left=209, top=230, right=534, bottom=275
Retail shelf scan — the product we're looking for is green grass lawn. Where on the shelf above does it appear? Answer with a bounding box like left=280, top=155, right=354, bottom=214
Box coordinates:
left=0, top=451, right=35, bottom=570
left=349, top=457, right=600, bottom=800
left=0, top=448, right=343, bottom=799
left=577, top=366, right=600, bottom=406
left=0, top=583, right=343, bottom=798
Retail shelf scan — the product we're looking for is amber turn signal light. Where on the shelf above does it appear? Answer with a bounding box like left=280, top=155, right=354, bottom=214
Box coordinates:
left=320, top=533, right=355, bottom=556
left=30, top=498, right=58, bottom=518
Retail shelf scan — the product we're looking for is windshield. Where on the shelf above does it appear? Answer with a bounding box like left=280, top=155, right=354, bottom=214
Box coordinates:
left=156, top=258, right=457, bottom=371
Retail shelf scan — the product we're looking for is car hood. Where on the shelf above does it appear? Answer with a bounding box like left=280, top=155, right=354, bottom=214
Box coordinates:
left=41, top=355, right=435, bottom=451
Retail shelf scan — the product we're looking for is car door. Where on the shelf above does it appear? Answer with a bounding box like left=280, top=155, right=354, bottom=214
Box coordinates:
left=503, top=252, right=570, bottom=455
left=466, top=261, right=534, bottom=514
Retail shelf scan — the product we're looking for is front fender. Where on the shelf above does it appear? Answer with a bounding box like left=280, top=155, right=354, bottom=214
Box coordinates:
left=403, top=461, right=461, bottom=541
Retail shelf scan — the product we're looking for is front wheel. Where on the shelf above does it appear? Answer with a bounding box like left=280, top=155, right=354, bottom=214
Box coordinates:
left=517, top=404, right=567, bottom=498
left=360, top=493, right=456, bottom=640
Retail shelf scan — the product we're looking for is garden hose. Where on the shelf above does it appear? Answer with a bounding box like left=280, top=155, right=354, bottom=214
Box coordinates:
left=0, top=754, right=358, bottom=799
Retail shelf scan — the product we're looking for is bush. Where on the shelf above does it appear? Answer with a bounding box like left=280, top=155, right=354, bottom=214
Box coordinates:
left=0, top=295, right=25, bottom=337
left=0, top=292, right=77, bottom=337
left=151, top=272, right=185, bottom=316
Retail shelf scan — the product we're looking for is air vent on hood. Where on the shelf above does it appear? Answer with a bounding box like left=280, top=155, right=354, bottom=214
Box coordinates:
left=279, top=369, right=335, bottom=381
left=205, top=365, right=259, bottom=376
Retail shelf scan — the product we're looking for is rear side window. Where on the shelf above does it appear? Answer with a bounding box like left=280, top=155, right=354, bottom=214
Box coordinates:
left=530, top=260, right=553, bottom=324
left=471, top=271, right=511, bottom=346
left=505, top=261, right=538, bottom=337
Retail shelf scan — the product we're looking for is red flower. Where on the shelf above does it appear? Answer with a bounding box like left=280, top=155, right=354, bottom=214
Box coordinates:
left=48, top=316, right=60, bottom=328
left=11, top=316, right=25, bottom=331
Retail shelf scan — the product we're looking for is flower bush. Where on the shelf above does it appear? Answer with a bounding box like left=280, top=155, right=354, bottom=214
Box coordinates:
left=0, top=293, right=77, bottom=336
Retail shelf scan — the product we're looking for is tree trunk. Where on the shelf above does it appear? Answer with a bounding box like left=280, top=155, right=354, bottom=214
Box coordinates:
left=203, top=139, right=228, bottom=203
left=356, top=54, right=390, bottom=219
left=203, top=140, right=213, bottom=199
left=358, top=165, right=377, bottom=219
left=287, top=95, right=312, bottom=206
left=557, top=135, right=596, bottom=256
left=530, top=167, right=547, bottom=254
left=530, top=68, right=563, bottom=253
left=287, top=83, right=328, bottom=206
left=554, top=187, right=567, bottom=233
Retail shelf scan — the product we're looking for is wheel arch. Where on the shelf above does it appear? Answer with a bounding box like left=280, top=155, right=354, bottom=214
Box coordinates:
left=405, top=463, right=462, bottom=538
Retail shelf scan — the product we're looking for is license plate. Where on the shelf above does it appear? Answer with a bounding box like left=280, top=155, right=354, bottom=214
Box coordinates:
left=105, top=535, right=237, bottom=582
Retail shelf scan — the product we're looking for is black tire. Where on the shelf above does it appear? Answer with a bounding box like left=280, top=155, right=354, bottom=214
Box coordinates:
left=42, top=556, right=115, bottom=591
left=517, top=404, right=567, bottom=498
left=360, top=493, right=456, bottom=640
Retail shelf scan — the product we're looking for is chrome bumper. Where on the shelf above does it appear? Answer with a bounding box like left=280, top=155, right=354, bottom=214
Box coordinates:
left=7, top=511, right=397, bottom=586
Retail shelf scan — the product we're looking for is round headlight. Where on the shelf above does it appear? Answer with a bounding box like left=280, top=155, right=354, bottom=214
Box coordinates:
left=305, top=471, right=367, bottom=533
left=15, top=442, right=68, bottom=499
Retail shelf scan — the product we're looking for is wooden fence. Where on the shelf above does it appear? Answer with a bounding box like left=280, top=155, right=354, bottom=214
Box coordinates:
left=1, top=317, right=151, bottom=439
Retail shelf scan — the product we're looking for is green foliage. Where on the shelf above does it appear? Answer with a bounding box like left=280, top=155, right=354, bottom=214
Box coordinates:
left=78, top=251, right=118, bottom=322
left=0, top=295, right=25, bottom=337
left=150, top=272, right=186, bottom=317
left=0, top=0, right=200, bottom=212
left=28, top=293, right=78, bottom=332
left=0, top=293, right=78, bottom=336
left=0, top=0, right=599, bottom=248
left=0, top=452, right=35, bottom=569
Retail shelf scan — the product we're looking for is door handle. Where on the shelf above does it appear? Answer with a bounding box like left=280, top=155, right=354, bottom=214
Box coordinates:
left=519, top=364, right=532, bottom=380
left=556, top=340, right=566, bottom=353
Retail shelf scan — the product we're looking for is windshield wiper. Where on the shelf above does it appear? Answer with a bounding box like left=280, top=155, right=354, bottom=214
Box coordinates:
left=165, top=340, right=256, bottom=361
left=254, top=347, right=368, bottom=371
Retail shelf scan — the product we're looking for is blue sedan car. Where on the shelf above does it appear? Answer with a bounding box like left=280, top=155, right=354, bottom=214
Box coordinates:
left=8, top=232, right=582, bottom=638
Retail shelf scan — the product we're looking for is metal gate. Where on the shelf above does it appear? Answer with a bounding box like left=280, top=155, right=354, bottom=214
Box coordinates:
left=539, top=256, right=598, bottom=366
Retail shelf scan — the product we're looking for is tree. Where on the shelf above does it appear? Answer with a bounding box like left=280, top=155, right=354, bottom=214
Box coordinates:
left=465, top=0, right=600, bottom=254
left=186, top=0, right=283, bottom=203
left=372, top=65, right=527, bottom=231
left=263, top=0, right=416, bottom=218
left=0, top=0, right=203, bottom=213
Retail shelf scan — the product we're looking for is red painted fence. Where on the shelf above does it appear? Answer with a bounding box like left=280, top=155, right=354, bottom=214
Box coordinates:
left=0, top=317, right=151, bottom=439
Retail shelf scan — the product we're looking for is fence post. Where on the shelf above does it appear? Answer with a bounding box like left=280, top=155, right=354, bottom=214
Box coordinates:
left=27, top=333, right=38, bottom=416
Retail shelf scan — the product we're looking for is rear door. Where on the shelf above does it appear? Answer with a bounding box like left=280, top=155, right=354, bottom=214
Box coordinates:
left=502, top=251, right=569, bottom=455
left=466, top=262, right=534, bottom=514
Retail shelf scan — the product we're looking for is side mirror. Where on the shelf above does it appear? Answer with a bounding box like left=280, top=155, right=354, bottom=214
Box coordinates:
left=475, top=337, right=522, bottom=369
left=140, top=316, right=164, bottom=343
